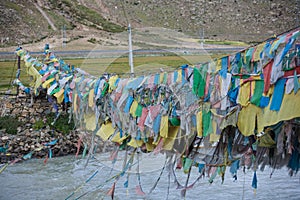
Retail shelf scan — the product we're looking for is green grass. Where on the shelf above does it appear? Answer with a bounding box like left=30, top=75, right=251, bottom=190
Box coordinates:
left=0, top=54, right=221, bottom=91
left=52, top=0, right=124, bottom=33
left=203, top=39, right=248, bottom=46
left=46, top=10, right=73, bottom=30
left=0, top=116, right=23, bottom=135
left=76, top=5, right=125, bottom=33
left=3, top=1, right=22, bottom=12
left=0, top=61, right=32, bottom=92
left=46, top=112, right=75, bottom=134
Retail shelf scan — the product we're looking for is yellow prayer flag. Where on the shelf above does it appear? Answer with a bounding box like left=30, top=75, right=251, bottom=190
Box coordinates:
left=209, top=120, right=220, bottom=142
left=238, top=90, right=300, bottom=136
left=160, top=115, right=169, bottom=138
left=111, top=132, right=128, bottom=144
left=253, top=42, right=265, bottom=62
left=73, top=93, right=78, bottom=112
left=152, top=136, right=161, bottom=145
left=146, top=140, right=155, bottom=151
left=216, top=59, right=222, bottom=72
left=237, top=81, right=250, bottom=107
left=196, top=111, right=203, bottom=137
left=54, top=88, right=65, bottom=104
left=88, top=89, right=94, bottom=107
left=42, top=78, right=55, bottom=88
left=84, top=113, right=96, bottom=131
left=163, top=126, right=179, bottom=150
left=25, top=61, right=32, bottom=68
left=129, top=100, right=138, bottom=117
left=177, top=70, right=182, bottom=83
left=108, top=75, right=119, bottom=92
left=237, top=103, right=264, bottom=136
left=128, top=138, right=144, bottom=148
left=270, top=40, right=279, bottom=55
left=159, top=73, right=164, bottom=83
left=27, top=66, right=42, bottom=94
left=96, top=123, right=115, bottom=141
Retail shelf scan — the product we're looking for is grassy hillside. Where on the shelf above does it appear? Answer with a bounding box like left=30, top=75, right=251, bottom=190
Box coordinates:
left=0, top=0, right=125, bottom=47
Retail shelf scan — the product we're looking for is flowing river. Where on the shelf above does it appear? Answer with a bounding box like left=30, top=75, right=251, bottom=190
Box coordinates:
left=0, top=152, right=299, bottom=200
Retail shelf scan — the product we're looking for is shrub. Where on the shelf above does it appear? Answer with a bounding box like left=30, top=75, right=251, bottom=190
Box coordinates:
left=0, top=116, right=23, bottom=135
left=87, top=38, right=97, bottom=44
left=33, top=119, right=45, bottom=130
left=46, top=112, right=75, bottom=134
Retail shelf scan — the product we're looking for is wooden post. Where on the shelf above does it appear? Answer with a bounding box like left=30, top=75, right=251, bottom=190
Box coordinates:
left=16, top=54, right=20, bottom=96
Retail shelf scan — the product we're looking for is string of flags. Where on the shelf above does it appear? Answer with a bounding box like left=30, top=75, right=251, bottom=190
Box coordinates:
left=12, top=27, right=300, bottom=198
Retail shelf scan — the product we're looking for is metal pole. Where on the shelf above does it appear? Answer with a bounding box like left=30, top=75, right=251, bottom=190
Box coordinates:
left=128, top=23, right=134, bottom=77
left=199, top=28, right=204, bottom=48
left=16, top=54, right=20, bottom=96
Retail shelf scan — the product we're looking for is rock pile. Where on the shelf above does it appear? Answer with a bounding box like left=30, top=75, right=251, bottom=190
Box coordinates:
left=0, top=129, right=79, bottom=163
left=0, top=94, right=111, bottom=164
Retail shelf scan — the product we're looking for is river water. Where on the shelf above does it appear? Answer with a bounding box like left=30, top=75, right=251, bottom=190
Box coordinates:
left=0, top=152, right=299, bottom=200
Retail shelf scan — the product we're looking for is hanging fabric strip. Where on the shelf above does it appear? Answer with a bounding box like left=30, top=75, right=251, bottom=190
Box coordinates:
left=270, top=78, right=286, bottom=111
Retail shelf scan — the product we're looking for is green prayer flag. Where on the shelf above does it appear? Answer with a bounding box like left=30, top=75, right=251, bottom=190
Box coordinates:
left=50, top=87, right=60, bottom=95
left=202, top=110, right=212, bottom=137
left=251, top=80, right=264, bottom=106
left=183, top=157, right=193, bottom=174
left=198, top=65, right=207, bottom=97
left=163, top=72, right=168, bottom=84
left=193, top=68, right=200, bottom=96
left=135, top=104, right=143, bottom=117
left=193, top=67, right=206, bottom=98
left=169, top=117, right=180, bottom=126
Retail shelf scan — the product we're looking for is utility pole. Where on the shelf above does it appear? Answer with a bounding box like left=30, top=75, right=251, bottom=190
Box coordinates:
left=199, top=28, right=204, bottom=48
left=16, top=52, right=21, bottom=96
left=128, top=23, right=134, bottom=77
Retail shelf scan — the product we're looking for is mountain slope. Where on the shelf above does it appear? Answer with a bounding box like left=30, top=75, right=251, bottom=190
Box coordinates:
left=96, top=0, right=298, bottom=42
left=0, top=0, right=298, bottom=48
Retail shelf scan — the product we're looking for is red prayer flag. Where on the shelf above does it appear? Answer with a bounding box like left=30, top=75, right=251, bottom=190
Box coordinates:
left=107, top=182, right=116, bottom=199
left=75, top=136, right=82, bottom=158
left=263, top=59, right=274, bottom=94
left=135, top=185, right=145, bottom=196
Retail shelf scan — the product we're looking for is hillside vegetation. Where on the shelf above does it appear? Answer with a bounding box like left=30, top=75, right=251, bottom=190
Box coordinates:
left=0, top=0, right=298, bottom=48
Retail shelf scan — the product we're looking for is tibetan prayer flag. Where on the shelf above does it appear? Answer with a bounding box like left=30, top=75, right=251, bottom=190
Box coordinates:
left=196, top=111, right=203, bottom=137
left=130, top=100, right=138, bottom=117
left=54, top=88, right=65, bottom=104
left=220, top=56, right=228, bottom=79
left=160, top=115, right=169, bottom=138
left=163, top=126, right=179, bottom=150
left=88, top=89, right=94, bottom=107
left=270, top=78, right=286, bottom=111
left=250, top=80, right=264, bottom=106
left=96, top=123, right=115, bottom=141
left=252, top=171, right=257, bottom=189
left=202, top=110, right=212, bottom=137
left=263, top=59, right=274, bottom=94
